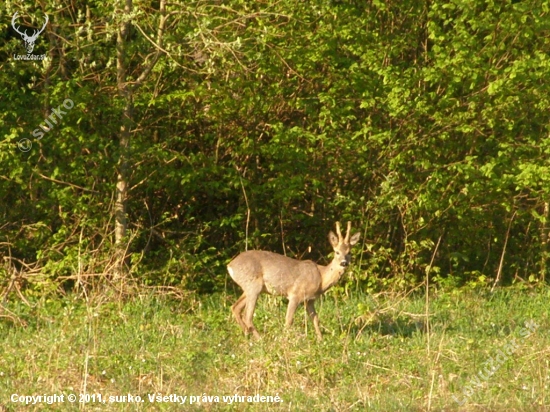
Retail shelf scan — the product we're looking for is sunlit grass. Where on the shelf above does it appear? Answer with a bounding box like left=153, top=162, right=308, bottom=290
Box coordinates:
left=1, top=286, right=549, bottom=411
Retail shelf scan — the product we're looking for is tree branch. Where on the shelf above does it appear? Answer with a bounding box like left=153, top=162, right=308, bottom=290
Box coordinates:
left=131, top=0, right=168, bottom=91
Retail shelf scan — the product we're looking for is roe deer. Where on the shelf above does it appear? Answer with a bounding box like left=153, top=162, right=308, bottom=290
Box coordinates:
left=227, top=221, right=360, bottom=340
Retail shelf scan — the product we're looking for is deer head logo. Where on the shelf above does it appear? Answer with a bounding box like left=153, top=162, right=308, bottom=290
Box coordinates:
left=12, top=12, right=48, bottom=54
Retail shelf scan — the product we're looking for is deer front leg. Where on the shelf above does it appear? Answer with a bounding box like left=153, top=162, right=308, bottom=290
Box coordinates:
left=306, top=300, right=322, bottom=340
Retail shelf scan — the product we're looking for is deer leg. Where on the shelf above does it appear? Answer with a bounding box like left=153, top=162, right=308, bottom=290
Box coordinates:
left=285, top=296, right=301, bottom=329
left=243, top=289, right=262, bottom=339
left=231, top=293, right=247, bottom=333
left=306, top=300, right=322, bottom=340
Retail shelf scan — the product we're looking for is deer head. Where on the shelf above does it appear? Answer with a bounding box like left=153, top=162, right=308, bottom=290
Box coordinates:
left=328, top=221, right=361, bottom=268
left=12, top=12, right=48, bottom=54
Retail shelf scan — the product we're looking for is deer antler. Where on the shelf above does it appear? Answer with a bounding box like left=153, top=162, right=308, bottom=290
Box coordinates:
left=335, top=221, right=343, bottom=241
left=11, top=12, right=26, bottom=38
left=344, top=221, right=352, bottom=242
left=36, top=14, right=49, bottom=38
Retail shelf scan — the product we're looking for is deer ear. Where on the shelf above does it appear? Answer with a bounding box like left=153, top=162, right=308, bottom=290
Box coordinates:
left=328, top=231, right=339, bottom=248
left=349, top=232, right=361, bottom=246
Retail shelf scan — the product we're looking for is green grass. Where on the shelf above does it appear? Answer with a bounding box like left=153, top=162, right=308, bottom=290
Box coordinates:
left=1, top=286, right=549, bottom=411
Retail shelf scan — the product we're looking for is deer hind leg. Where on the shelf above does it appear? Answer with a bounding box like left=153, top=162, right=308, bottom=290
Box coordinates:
left=306, top=300, right=322, bottom=340
left=243, top=285, right=262, bottom=339
left=285, top=296, right=301, bottom=329
left=231, top=293, right=248, bottom=333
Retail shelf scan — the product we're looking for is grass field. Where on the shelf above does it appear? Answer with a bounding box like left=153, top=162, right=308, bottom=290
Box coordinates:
left=0, top=285, right=549, bottom=411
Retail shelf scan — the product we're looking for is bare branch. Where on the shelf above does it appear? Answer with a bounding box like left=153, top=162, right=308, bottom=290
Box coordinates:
left=37, top=173, right=99, bottom=193
left=132, top=0, right=168, bottom=90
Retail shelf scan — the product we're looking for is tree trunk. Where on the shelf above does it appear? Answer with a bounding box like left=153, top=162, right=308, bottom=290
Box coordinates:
left=114, top=0, right=133, bottom=280
left=114, top=98, right=131, bottom=245
left=540, top=201, right=549, bottom=282
left=113, top=0, right=167, bottom=281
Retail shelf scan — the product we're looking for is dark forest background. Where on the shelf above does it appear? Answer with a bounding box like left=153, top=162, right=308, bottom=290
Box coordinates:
left=1, top=0, right=549, bottom=295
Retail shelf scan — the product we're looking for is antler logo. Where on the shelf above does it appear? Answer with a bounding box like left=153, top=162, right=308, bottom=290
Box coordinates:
left=12, top=12, right=48, bottom=54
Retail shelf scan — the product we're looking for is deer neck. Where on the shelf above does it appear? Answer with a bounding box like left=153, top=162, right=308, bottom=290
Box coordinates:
left=317, top=259, right=347, bottom=293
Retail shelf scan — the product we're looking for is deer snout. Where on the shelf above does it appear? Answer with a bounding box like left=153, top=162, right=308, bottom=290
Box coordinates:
left=340, top=254, right=352, bottom=267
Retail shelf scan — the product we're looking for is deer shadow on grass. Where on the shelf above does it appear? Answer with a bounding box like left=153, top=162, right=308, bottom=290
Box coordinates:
left=351, top=312, right=427, bottom=339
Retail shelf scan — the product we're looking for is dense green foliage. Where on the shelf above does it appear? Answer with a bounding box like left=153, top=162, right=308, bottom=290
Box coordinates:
left=1, top=0, right=550, bottom=292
